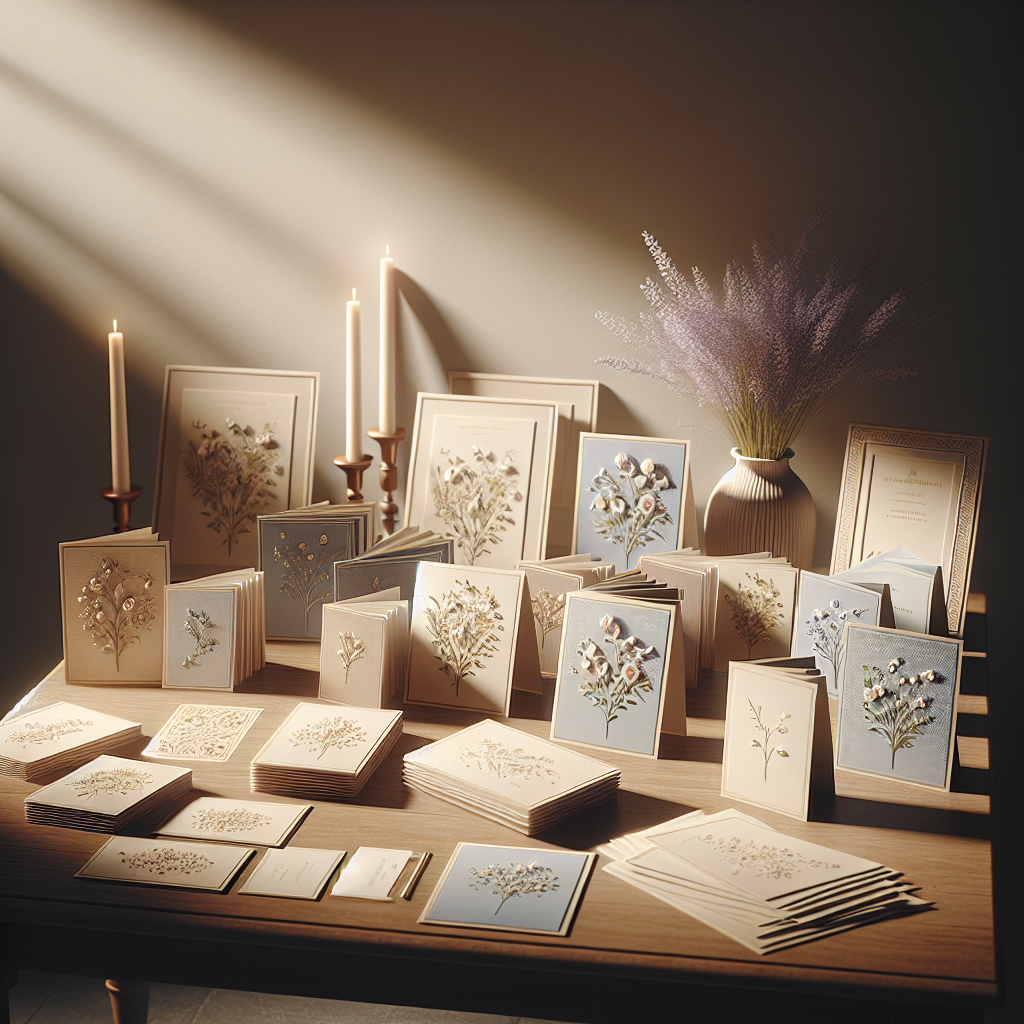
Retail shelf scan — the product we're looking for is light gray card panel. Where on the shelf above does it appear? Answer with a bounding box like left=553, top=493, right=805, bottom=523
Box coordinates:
left=165, top=588, right=237, bottom=690
left=554, top=597, right=672, bottom=756
left=320, top=606, right=388, bottom=708
left=262, top=519, right=357, bottom=638
left=575, top=437, right=688, bottom=571
left=334, top=553, right=445, bottom=614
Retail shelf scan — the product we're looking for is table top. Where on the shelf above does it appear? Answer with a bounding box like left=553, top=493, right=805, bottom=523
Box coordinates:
left=0, top=613, right=995, bottom=1017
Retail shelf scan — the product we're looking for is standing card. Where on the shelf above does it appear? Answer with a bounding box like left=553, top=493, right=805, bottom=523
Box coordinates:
left=156, top=797, right=312, bottom=847
left=713, top=562, right=799, bottom=671
left=238, top=846, right=346, bottom=899
left=330, top=847, right=412, bottom=900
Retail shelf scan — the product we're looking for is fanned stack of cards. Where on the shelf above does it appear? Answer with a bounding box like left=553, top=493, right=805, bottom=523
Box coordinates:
left=319, top=589, right=408, bottom=708
left=24, top=754, right=192, bottom=832
left=403, top=719, right=619, bottom=836
left=258, top=502, right=376, bottom=639
left=1, top=702, right=142, bottom=781
left=599, top=808, right=929, bottom=954
left=164, top=569, right=265, bottom=690
left=250, top=701, right=403, bottom=800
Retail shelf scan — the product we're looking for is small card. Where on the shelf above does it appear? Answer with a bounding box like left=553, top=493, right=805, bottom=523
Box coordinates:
left=156, top=797, right=311, bottom=847
left=419, top=842, right=595, bottom=936
left=143, top=704, right=263, bottom=761
left=238, top=846, right=346, bottom=900
left=713, top=561, right=799, bottom=671
left=721, top=659, right=834, bottom=821
left=76, top=835, right=255, bottom=891
left=330, top=846, right=412, bottom=900
left=835, top=623, right=963, bottom=791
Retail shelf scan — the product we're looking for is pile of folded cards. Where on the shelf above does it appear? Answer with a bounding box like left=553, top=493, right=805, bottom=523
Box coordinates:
left=250, top=702, right=403, bottom=799
left=599, top=808, right=929, bottom=954
left=24, top=754, right=192, bottom=833
left=0, top=702, right=142, bottom=781
left=403, top=719, right=620, bottom=836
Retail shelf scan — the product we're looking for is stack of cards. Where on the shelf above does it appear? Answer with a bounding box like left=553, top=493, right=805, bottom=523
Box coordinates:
left=156, top=796, right=311, bottom=847
left=250, top=702, right=403, bottom=800
left=164, top=569, right=265, bottom=690
left=319, top=589, right=408, bottom=708
left=25, top=754, right=192, bottom=832
left=600, top=808, right=929, bottom=954
left=0, top=702, right=142, bottom=781
left=258, top=502, right=376, bottom=639
left=403, top=719, right=620, bottom=836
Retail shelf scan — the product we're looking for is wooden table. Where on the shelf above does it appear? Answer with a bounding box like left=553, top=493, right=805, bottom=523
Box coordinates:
left=0, top=607, right=995, bottom=1023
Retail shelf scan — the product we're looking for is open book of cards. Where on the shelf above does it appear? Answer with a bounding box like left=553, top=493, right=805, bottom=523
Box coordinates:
left=1, top=702, right=141, bottom=781
left=403, top=719, right=619, bottom=836
left=250, top=702, right=403, bottom=800
left=25, top=754, right=192, bottom=832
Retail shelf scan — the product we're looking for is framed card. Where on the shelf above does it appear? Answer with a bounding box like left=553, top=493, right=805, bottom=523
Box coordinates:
left=143, top=704, right=262, bottom=761
left=551, top=593, right=679, bottom=758
left=419, top=842, right=595, bottom=936
left=572, top=433, right=695, bottom=571
left=238, top=846, right=345, bottom=900
left=76, top=835, right=255, bottom=891
left=406, top=563, right=540, bottom=714
left=830, top=423, right=987, bottom=637
left=156, top=796, right=311, bottom=847
left=405, top=393, right=558, bottom=568
left=153, top=366, right=319, bottom=578
left=449, top=373, right=600, bottom=555
left=835, top=623, right=963, bottom=791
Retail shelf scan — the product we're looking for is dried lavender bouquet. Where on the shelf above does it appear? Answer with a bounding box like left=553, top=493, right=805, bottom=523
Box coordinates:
left=598, top=210, right=943, bottom=459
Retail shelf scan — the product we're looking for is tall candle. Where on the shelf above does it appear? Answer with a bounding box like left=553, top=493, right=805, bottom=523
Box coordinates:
left=379, top=246, right=396, bottom=435
left=108, top=320, right=131, bottom=494
left=345, top=288, right=362, bottom=462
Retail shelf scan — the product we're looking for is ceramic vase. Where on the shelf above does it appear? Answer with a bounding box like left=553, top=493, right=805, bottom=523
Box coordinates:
left=703, top=447, right=816, bottom=569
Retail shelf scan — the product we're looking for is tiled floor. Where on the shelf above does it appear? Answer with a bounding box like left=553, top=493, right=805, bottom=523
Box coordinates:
left=7, top=972, right=567, bottom=1024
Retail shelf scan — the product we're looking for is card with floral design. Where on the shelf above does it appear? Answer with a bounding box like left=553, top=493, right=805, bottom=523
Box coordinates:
left=142, top=703, right=263, bottom=762
left=59, top=530, right=170, bottom=685
left=572, top=433, right=695, bottom=572
left=156, top=796, right=311, bottom=847
left=712, top=561, right=799, bottom=671
left=835, top=624, right=963, bottom=790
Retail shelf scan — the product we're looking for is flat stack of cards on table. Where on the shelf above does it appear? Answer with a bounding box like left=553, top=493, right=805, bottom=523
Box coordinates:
left=403, top=719, right=620, bottom=836
left=600, top=808, right=929, bottom=954
left=164, top=569, right=265, bottom=690
left=250, top=701, right=403, bottom=800
left=0, top=702, right=142, bottom=781
left=319, top=589, right=408, bottom=708
left=24, top=754, right=192, bottom=832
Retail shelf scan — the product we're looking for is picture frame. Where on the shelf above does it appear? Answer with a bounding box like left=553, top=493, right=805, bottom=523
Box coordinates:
left=418, top=842, right=596, bottom=936
left=405, top=393, right=558, bottom=569
left=153, top=366, right=319, bottom=579
left=449, top=372, right=601, bottom=555
left=830, top=423, right=987, bottom=637
left=834, top=623, right=963, bottom=791
left=572, top=432, right=695, bottom=571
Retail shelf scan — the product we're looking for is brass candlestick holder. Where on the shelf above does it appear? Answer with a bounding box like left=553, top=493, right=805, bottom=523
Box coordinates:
left=333, top=453, right=374, bottom=503
left=367, top=426, right=406, bottom=536
left=101, top=484, right=144, bottom=533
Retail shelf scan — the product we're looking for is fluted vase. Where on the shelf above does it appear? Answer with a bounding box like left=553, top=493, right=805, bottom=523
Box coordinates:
left=703, top=448, right=816, bottom=569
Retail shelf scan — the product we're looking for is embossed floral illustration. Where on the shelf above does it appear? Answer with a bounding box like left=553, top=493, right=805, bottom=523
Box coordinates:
left=77, top=558, right=157, bottom=671
left=748, top=700, right=790, bottom=781
left=182, top=417, right=283, bottom=555
left=694, top=834, right=841, bottom=880
left=191, top=806, right=273, bottom=833
left=289, top=716, right=368, bottom=759
left=725, top=573, right=784, bottom=658
left=154, top=706, right=258, bottom=760
left=468, top=860, right=559, bottom=915
left=588, top=453, right=674, bottom=569
left=531, top=589, right=565, bottom=650
left=182, top=608, right=219, bottom=669
left=572, top=614, right=656, bottom=738
left=862, top=658, right=942, bottom=769
left=119, top=847, right=213, bottom=876
left=460, top=738, right=560, bottom=786
left=806, top=598, right=868, bottom=683
left=425, top=580, right=504, bottom=696
left=431, top=446, right=522, bottom=565
left=73, top=766, right=152, bottom=800
left=275, top=531, right=347, bottom=631
left=7, top=717, right=93, bottom=746
left=337, top=631, right=366, bottom=684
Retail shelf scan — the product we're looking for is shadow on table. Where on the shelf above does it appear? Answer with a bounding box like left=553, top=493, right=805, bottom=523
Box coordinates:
left=813, top=793, right=991, bottom=840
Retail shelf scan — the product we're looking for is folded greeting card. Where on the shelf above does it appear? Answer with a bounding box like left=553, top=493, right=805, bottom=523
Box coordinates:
left=156, top=796, right=311, bottom=847
left=238, top=846, right=345, bottom=899
left=59, top=529, right=171, bottom=685
left=329, top=847, right=413, bottom=901
left=142, top=703, right=263, bottom=761
left=637, top=554, right=709, bottom=687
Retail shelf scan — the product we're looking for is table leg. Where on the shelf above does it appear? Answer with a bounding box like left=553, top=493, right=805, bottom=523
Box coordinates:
left=105, top=978, right=150, bottom=1024
left=1, top=969, right=17, bottom=1024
